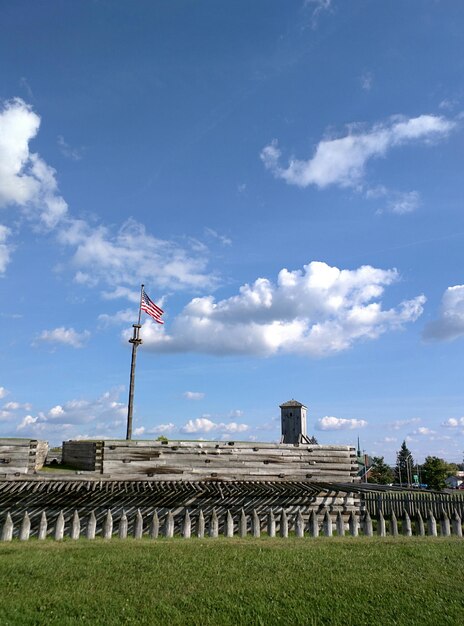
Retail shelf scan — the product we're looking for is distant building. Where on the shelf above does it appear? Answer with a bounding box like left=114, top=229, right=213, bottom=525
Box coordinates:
left=280, top=399, right=317, bottom=444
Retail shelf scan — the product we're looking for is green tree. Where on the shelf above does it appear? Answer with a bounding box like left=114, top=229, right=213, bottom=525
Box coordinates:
left=368, top=456, right=394, bottom=485
left=421, top=456, right=455, bottom=490
left=395, top=441, right=414, bottom=486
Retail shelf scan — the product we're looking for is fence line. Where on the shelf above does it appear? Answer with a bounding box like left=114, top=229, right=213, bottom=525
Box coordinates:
left=362, top=490, right=464, bottom=520
left=1, top=507, right=463, bottom=541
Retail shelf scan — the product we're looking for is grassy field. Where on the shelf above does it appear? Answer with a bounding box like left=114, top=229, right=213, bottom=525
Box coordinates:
left=1, top=537, right=463, bottom=625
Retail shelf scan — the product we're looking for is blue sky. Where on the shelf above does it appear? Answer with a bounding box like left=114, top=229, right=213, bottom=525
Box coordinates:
left=0, top=0, right=463, bottom=463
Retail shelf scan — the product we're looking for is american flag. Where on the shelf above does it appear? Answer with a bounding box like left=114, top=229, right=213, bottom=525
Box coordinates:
left=141, top=290, right=164, bottom=324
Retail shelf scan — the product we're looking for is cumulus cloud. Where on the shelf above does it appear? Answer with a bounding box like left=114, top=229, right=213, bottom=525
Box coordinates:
left=2, top=388, right=127, bottom=442
left=389, top=418, right=421, bottom=430
left=442, top=417, right=464, bottom=428
left=316, top=416, right=367, bottom=430
left=0, top=224, right=13, bottom=273
left=137, top=261, right=425, bottom=357
left=423, top=285, right=464, bottom=342
left=3, top=401, right=32, bottom=411
left=58, top=217, right=217, bottom=296
left=360, top=71, right=373, bottom=92
left=35, top=327, right=90, bottom=348
left=183, top=391, right=205, bottom=400
left=387, top=190, right=421, bottom=215
left=0, top=98, right=68, bottom=227
left=181, top=417, right=249, bottom=435
left=17, top=415, right=39, bottom=430
left=261, top=114, right=455, bottom=190
left=0, top=387, right=7, bottom=399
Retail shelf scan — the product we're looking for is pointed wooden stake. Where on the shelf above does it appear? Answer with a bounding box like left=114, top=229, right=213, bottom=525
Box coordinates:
left=196, top=510, right=205, bottom=538
left=349, top=511, right=358, bottom=537
left=1, top=512, right=13, bottom=542
left=336, top=511, right=345, bottom=537
left=182, top=510, right=191, bottom=539
left=252, top=510, right=261, bottom=538
left=119, top=511, right=128, bottom=539
left=103, top=510, right=113, bottom=539
left=87, top=511, right=96, bottom=540
left=38, top=511, right=48, bottom=540
left=308, top=510, right=319, bottom=537
left=134, top=509, right=143, bottom=539
left=55, top=511, right=65, bottom=541
left=377, top=511, right=386, bottom=537
left=402, top=510, right=412, bottom=537
left=295, top=510, right=304, bottom=538
left=451, top=510, right=462, bottom=537
left=427, top=510, right=437, bottom=537
left=224, top=510, right=234, bottom=537
left=70, top=510, right=80, bottom=540
left=164, top=511, right=174, bottom=538
left=323, top=510, right=333, bottom=537
left=150, top=511, right=159, bottom=539
left=239, top=509, right=247, bottom=538
left=19, top=511, right=31, bottom=541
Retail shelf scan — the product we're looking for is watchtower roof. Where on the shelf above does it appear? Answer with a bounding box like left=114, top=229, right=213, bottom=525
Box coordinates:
left=279, top=399, right=306, bottom=409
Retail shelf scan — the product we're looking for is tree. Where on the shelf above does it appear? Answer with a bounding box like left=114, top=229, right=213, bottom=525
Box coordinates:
left=395, top=441, right=414, bottom=486
left=368, top=457, right=394, bottom=485
left=421, top=456, right=455, bottom=490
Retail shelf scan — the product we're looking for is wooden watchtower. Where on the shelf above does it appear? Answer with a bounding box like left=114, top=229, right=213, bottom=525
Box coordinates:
left=280, top=399, right=312, bottom=444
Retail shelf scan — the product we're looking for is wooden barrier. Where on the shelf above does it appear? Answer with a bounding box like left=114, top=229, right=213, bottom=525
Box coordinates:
left=62, top=440, right=358, bottom=482
left=2, top=507, right=462, bottom=541
left=0, top=478, right=361, bottom=532
left=361, top=490, right=464, bottom=520
left=0, top=439, right=49, bottom=475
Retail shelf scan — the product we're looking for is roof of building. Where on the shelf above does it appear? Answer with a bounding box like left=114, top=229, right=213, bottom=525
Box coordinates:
left=279, top=400, right=306, bottom=408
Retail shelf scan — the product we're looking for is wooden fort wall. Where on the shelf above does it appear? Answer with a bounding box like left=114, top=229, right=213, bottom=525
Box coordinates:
left=0, top=477, right=361, bottom=534
left=0, top=439, right=49, bottom=475
left=62, top=439, right=358, bottom=482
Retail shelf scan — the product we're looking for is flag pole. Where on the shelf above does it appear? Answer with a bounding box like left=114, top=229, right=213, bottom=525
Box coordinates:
left=126, top=283, right=144, bottom=440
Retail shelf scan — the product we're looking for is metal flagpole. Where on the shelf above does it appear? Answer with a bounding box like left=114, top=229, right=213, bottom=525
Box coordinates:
left=126, top=283, right=144, bottom=440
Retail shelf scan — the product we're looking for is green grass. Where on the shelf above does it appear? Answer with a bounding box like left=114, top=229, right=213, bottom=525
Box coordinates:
left=1, top=538, right=463, bottom=625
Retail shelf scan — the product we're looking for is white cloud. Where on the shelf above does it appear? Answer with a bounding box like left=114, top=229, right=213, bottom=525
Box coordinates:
left=261, top=113, right=455, bottom=190
left=17, top=415, right=39, bottom=430
left=305, top=0, right=332, bottom=29
left=0, top=224, right=13, bottom=273
left=181, top=417, right=249, bottom=435
left=204, top=228, right=232, bottom=246
left=4, top=401, right=32, bottom=411
left=35, top=326, right=90, bottom=349
left=183, top=391, right=205, bottom=401
left=3, top=388, right=127, bottom=443
left=316, top=416, right=367, bottom=431
left=57, top=135, right=83, bottom=161
left=58, top=217, right=217, bottom=296
left=0, top=387, right=7, bottom=399
left=442, top=417, right=464, bottom=428
left=423, top=285, right=464, bottom=342
left=411, top=427, right=435, bottom=436
left=387, top=190, right=421, bottom=214
left=181, top=418, right=217, bottom=433
left=360, top=71, right=373, bottom=92
left=145, top=423, right=177, bottom=435
left=98, top=308, right=137, bottom=326
left=48, top=405, right=64, bottom=418
left=389, top=418, right=421, bottom=430
left=0, top=98, right=68, bottom=227
left=138, top=261, right=425, bottom=357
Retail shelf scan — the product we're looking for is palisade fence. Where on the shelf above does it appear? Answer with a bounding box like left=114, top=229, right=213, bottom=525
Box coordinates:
left=1, top=507, right=463, bottom=541
left=361, top=490, right=464, bottom=520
